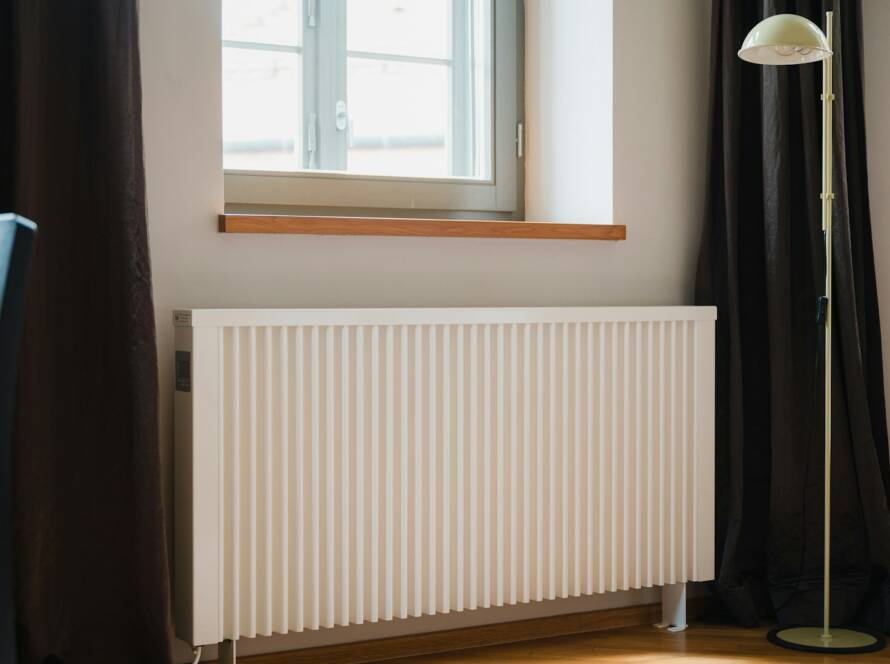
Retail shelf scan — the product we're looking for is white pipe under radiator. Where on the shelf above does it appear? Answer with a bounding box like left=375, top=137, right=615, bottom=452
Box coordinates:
left=173, top=307, right=716, bottom=649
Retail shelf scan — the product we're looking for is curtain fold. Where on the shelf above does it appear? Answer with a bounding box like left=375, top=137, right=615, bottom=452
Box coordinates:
left=0, top=2, right=173, bottom=662
left=698, top=0, right=890, bottom=631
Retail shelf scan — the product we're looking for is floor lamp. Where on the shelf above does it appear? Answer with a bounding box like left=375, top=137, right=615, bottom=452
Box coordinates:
left=738, top=12, right=885, bottom=655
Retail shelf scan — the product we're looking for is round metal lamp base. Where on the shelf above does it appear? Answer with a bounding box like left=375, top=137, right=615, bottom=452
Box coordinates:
left=767, top=626, right=885, bottom=655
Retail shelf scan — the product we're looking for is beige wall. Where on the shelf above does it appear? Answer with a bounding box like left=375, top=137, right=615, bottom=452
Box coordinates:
left=140, top=1, right=711, bottom=660
left=525, top=0, right=613, bottom=223
left=864, top=0, right=890, bottom=424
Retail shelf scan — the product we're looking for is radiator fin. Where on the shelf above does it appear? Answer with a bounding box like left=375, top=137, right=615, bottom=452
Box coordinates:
left=204, top=318, right=713, bottom=640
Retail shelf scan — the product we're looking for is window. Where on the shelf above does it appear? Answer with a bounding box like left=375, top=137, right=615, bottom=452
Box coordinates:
left=222, top=0, right=523, bottom=216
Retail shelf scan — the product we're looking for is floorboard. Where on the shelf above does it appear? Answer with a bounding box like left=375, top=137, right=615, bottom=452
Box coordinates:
left=404, top=624, right=890, bottom=663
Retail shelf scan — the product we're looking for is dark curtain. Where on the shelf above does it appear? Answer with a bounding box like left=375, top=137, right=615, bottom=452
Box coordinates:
left=0, top=2, right=173, bottom=663
left=698, top=0, right=890, bottom=631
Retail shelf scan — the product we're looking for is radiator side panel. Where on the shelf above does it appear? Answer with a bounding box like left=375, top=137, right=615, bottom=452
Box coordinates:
left=173, top=326, right=194, bottom=643
left=175, top=326, right=223, bottom=646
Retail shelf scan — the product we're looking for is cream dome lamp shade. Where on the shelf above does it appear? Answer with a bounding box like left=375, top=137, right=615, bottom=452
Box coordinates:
left=738, top=14, right=832, bottom=65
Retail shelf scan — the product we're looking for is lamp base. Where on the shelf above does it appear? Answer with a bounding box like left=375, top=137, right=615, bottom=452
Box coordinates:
left=767, top=626, right=885, bottom=654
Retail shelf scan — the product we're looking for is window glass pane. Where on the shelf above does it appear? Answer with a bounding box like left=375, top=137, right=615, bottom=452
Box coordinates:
left=347, top=0, right=450, bottom=60
left=223, top=48, right=302, bottom=171
left=223, top=0, right=302, bottom=47
left=347, top=58, right=449, bottom=178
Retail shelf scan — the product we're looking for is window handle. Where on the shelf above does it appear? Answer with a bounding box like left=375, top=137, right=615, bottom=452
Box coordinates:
left=335, top=100, right=348, bottom=132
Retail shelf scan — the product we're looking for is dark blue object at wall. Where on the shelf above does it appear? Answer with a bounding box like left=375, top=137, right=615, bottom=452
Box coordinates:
left=0, top=214, right=36, bottom=664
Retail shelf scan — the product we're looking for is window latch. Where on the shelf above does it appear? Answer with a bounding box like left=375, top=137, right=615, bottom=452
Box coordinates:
left=307, top=0, right=317, bottom=27
left=335, top=100, right=349, bottom=132
left=307, top=113, right=318, bottom=169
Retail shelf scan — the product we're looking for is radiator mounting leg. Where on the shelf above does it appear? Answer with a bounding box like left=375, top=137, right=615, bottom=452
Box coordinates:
left=656, top=582, right=687, bottom=632
left=219, top=639, right=236, bottom=664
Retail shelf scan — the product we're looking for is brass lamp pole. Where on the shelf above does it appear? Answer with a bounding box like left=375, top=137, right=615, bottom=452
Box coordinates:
left=738, top=11, right=884, bottom=654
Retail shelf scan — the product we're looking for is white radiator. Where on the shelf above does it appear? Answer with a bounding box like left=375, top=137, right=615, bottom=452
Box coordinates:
left=173, top=307, right=716, bottom=648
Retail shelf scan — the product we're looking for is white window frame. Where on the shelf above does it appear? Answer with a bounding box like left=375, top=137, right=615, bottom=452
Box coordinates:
left=223, top=0, right=523, bottom=216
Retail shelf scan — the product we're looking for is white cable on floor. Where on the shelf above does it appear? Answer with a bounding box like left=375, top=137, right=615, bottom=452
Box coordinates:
left=191, top=646, right=202, bottom=664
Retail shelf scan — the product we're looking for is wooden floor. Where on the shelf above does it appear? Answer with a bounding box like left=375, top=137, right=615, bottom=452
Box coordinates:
left=403, top=624, right=890, bottom=663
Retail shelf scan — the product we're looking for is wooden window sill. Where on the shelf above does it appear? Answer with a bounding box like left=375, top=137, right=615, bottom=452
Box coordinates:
left=219, top=214, right=627, bottom=241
